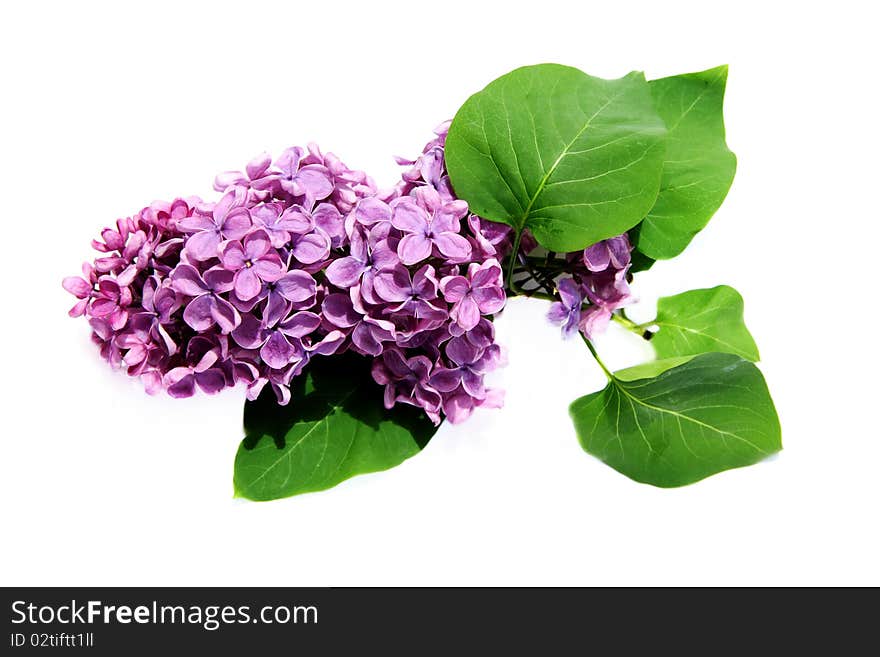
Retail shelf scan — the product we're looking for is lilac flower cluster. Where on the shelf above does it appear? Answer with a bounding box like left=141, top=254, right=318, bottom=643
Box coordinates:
left=64, top=126, right=511, bottom=425
left=547, top=235, right=634, bottom=339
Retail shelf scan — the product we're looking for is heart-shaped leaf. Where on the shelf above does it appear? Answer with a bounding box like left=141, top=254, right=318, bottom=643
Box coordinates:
left=651, top=285, right=759, bottom=361
left=570, top=352, right=781, bottom=487
left=445, top=64, right=667, bottom=252
left=234, top=354, right=437, bottom=501
left=635, top=66, right=737, bottom=259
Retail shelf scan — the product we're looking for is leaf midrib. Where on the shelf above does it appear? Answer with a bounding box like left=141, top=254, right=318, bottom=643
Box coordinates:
left=513, top=93, right=619, bottom=231
left=655, top=320, right=755, bottom=358
left=239, top=385, right=359, bottom=492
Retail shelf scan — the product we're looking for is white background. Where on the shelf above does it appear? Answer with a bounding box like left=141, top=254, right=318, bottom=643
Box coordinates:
left=2, top=1, right=877, bottom=586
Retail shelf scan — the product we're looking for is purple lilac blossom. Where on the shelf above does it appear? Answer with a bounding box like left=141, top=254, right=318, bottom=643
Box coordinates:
left=547, top=234, right=635, bottom=340
left=65, top=126, right=512, bottom=424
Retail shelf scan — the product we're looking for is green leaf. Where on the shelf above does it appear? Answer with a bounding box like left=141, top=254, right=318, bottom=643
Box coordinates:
left=445, top=64, right=667, bottom=252
left=635, top=65, right=737, bottom=259
left=614, top=356, right=695, bottom=381
left=651, top=285, right=759, bottom=361
left=570, top=353, right=781, bottom=487
left=234, top=354, right=437, bottom=501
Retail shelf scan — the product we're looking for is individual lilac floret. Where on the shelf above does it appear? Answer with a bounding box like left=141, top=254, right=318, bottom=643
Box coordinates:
left=164, top=346, right=227, bottom=399
left=372, top=348, right=442, bottom=424
left=177, top=190, right=252, bottom=261
left=429, top=336, right=502, bottom=400
left=391, top=187, right=471, bottom=265
left=547, top=278, right=585, bottom=338
left=253, top=147, right=334, bottom=208
left=440, top=259, right=506, bottom=331
left=583, top=235, right=631, bottom=272
left=218, top=230, right=285, bottom=301
left=170, top=264, right=240, bottom=334
left=373, top=265, right=446, bottom=321
left=548, top=234, right=635, bottom=340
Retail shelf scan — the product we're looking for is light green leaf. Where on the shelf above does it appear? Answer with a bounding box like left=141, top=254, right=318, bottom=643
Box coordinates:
left=234, top=355, right=436, bottom=501
left=570, top=353, right=781, bottom=487
left=445, top=64, right=667, bottom=252
left=614, top=356, right=695, bottom=381
left=651, top=285, right=759, bottom=361
left=635, top=65, right=737, bottom=259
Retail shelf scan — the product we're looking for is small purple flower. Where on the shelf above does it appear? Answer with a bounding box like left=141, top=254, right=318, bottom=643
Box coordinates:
left=322, top=293, right=395, bottom=356
left=460, top=317, right=496, bottom=350
left=373, top=264, right=447, bottom=321
left=578, top=305, right=612, bottom=339
left=440, top=259, right=505, bottom=331
left=128, top=276, right=179, bottom=354
left=177, top=189, right=252, bottom=261
left=62, top=262, right=97, bottom=317
left=313, top=203, right=345, bottom=248
left=547, top=278, right=585, bottom=338
left=467, top=213, right=513, bottom=260
left=214, top=152, right=272, bottom=196
left=250, top=202, right=308, bottom=248
left=325, top=226, right=397, bottom=301
left=232, top=310, right=320, bottom=371
left=89, top=278, right=132, bottom=330
left=163, top=346, right=227, bottom=398
left=372, top=348, right=442, bottom=424
left=429, top=336, right=500, bottom=399
left=583, top=235, right=631, bottom=272
left=442, top=387, right=504, bottom=424
left=391, top=186, right=471, bottom=265
left=578, top=268, right=633, bottom=339
left=170, top=264, right=240, bottom=334
left=219, top=229, right=285, bottom=301
left=255, top=147, right=334, bottom=208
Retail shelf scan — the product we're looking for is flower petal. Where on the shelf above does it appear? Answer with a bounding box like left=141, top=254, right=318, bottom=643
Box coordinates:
left=62, top=276, right=92, bottom=298
left=275, top=270, right=317, bottom=303
left=291, top=232, right=330, bottom=264
left=234, top=267, right=262, bottom=301
left=260, top=331, right=297, bottom=369
left=355, top=197, right=392, bottom=226
left=373, top=266, right=412, bottom=303
left=210, top=296, right=241, bottom=334
left=325, top=256, right=367, bottom=288
left=184, top=230, right=222, bottom=261
left=397, top=233, right=432, bottom=265
left=182, top=294, right=216, bottom=331
left=279, top=311, right=321, bottom=338
left=433, top=232, right=472, bottom=260
left=322, top=293, right=360, bottom=328
left=439, top=275, right=469, bottom=302
left=390, top=197, right=428, bottom=233
left=453, top=296, right=481, bottom=331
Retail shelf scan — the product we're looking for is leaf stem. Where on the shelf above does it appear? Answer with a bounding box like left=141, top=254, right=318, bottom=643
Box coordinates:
left=611, top=313, right=656, bottom=340
left=581, top=333, right=613, bottom=380
left=505, top=230, right=524, bottom=291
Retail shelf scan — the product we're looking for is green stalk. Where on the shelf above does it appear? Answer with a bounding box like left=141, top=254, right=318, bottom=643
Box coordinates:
left=580, top=333, right=612, bottom=380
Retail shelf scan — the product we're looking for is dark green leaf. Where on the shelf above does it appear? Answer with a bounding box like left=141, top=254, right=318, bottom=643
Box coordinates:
left=446, top=64, right=667, bottom=252
left=651, top=285, right=759, bottom=361
left=234, top=354, right=437, bottom=501
left=570, top=353, right=781, bottom=487
left=635, top=65, right=737, bottom=259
